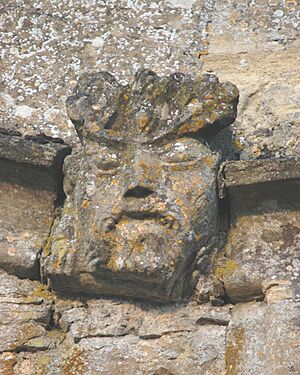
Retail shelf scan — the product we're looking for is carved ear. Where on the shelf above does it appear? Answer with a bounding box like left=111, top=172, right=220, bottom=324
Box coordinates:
left=66, top=72, right=123, bottom=142
left=0, top=133, right=71, bottom=279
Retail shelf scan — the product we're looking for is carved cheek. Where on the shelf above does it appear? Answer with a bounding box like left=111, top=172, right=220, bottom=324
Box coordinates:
left=168, top=170, right=205, bottom=201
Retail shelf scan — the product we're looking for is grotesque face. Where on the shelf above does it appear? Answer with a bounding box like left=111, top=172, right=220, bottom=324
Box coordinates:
left=43, top=70, right=238, bottom=302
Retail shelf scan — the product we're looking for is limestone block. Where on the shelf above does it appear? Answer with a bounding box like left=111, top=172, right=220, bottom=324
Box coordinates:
left=0, top=132, right=70, bottom=279
left=225, top=297, right=300, bottom=375
left=215, top=159, right=300, bottom=303
left=0, top=270, right=54, bottom=354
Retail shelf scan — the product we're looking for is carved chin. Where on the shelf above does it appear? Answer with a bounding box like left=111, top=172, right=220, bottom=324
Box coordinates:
left=95, top=218, right=185, bottom=276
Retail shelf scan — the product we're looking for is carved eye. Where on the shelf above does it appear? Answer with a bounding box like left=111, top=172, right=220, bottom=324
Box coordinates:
left=158, top=142, right=199, bottom=165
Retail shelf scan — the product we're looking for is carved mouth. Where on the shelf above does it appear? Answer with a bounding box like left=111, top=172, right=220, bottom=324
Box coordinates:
left=101, top=211, right=179, bottom=232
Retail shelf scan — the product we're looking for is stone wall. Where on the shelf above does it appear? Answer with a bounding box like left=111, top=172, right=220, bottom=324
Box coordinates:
left=0, top=1, right=299, bottom=374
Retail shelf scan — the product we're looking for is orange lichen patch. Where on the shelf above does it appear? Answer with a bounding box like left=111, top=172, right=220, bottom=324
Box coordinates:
left=163, top=143, right=172, bottom=150
left=117, top=217, right=130, bottom=227
left=194, top=232, right=202, bottom=241
left=63, top=347, right=86, bottom=375
left=178, top=119, right=206, bottom=135
left=204, top=93, right=213, bottom=100
left=175, top=197, right=185, bottom=207
left=225, top=327, right=244, bottom=375
left=137, top=160, right=162, bottom=178
left=51, top=238, right=69, bottom=269
left=129, top=239, right=145, bottom=253
left=69, top=247, right=76, bottom=254
left=7, top=248, right=16, bottom=256
left=230, top=10, right=239, bottom=25
left=203, top=156, right=215, bottom=167
left=136, top=112, right=149, bottom=129
left=108, top=256, right=120, bottom=272
left=189, top=98, right=200, bottom=105
left=107, top=129, right=120, bottom=137
left=0, top=352, right=17, bottom=375
left=191, top=175, right=203, bottom=186
left=197, top=50, right=209, bottom=58
left=206, top=22, right=212, bottom=33
left=111, top=206, right=122, bottom=216
left=81, top=200, right=90, bottom=209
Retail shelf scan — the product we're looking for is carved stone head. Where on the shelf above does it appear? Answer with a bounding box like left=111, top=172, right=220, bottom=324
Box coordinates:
left=43, top=70, right=238, bottom=302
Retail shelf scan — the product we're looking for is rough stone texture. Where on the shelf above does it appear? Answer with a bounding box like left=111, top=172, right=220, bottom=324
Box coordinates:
left=0, top=134, right=70, bottom=279
left=0, top=280, right=231, bottom=375
left=0, top=0, right=212, bottom=143
left=219, top=157, right=300, bottom=193
left=226, top=286, right=300, bottom=375
left=215, top=178, right=300, bottom=303
left=0, top=0, right=299, bottom=373
left=202, top=0, right=300, bottom=159
left=42, top=69, right=238, bottom=302
left=0, top=270, right=56, bottom=355
left=1, top=0, right=299, bottom=156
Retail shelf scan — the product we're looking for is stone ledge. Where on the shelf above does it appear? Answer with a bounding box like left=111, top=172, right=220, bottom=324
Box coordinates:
left=218, top=157, right=300, bottom=198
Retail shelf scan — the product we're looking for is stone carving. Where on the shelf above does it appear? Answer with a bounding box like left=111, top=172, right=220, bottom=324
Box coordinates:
left=43, top=69, right=238, bottom=302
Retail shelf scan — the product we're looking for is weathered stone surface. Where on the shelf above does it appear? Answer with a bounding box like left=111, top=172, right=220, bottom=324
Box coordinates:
left=62, top=300, right=140, bottom=342
left=0, top=0, right=299, bottom=372
left=0, top=270, right=55, bottom=354
left=42, top=69, right=238, bottom=302
left=0, top=0, right=211, bottom=143
left=203, top=1, right=300, bottom=159
left=215, top=179, right=300, bottom=303
left=218, top=157, right=300, bottom=197
left=0, top=134, right=70, bottom=279
left=1, top=0, right=298, bottom=157
left=4, top=301, right=230, bottom=374
left=225, top=292, right=300, bottom=375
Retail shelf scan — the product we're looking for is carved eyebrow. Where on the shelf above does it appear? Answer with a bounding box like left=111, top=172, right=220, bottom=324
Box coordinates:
left=87, top=131, right=127, bottom=148
left=142, top=117, right=196, bottom=146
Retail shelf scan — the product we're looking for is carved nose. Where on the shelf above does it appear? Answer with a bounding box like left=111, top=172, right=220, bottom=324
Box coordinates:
left=124, top=185, right=154, bottom=198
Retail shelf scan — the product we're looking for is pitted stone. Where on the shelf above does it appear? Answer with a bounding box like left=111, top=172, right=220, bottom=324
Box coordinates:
left=42, top=70, right=238, bottom=302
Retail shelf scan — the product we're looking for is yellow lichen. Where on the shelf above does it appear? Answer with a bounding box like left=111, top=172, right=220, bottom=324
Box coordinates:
left=63, top=347, right=86, bottom=375
left=0, top=352, right=17, bottom=375
left=215, top=260, right=238, bottom=280
left=198, top=50, right=209, bottom=58
left=233, top=139, right=244, bottom=152
left=225, top=327, right=244, bottom=375
left=107, top=255, right=120, bottom=271
left=27, top=284, right=54, bottom=301
left=204, top=93, right=213, bottom=100
left=42, top=235, right=52, bottom=258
